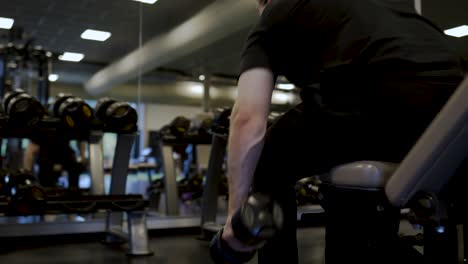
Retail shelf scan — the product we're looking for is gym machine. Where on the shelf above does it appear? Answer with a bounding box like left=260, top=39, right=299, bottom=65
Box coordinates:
left=0, top=38, right=53, bottom=173
left=0, top=41, right=51, bottom=107
left=0, top=92, right=152, bottom=256
left=319, top=75, right=468, bottom=263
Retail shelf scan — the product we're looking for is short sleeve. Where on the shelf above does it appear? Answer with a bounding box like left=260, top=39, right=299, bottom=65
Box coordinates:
left=239, top=0, right=303, bottom=76
left=239, top=26, right=272, bottom=75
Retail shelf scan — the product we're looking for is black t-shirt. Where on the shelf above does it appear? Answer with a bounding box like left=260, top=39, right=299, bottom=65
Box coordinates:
left=30, top=130, right=75, bottom=165
left=240, top=0, right=462, bottom=89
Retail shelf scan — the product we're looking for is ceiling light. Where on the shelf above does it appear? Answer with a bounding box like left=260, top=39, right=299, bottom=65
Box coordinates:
left=444, top=25, right=468, bottom=38
left=199, top=75, right=206, bottom=81
left=48, top=74, right=59, bottom=82
left=277, top=83, right=295, bottom=90
left=132, top=0, right=158, bottom=4
left=0, top=17, right=14, bottom=29
left=81, top=29, right=112, bottom=42
left=59, top=52, right=84, bottom=62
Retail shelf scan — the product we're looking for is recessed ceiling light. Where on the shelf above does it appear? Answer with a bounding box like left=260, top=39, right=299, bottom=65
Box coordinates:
left=444, top=25, right=468, bottom=38
left=199, top=75, right=206, bottom=81
left=59, top=52, right=84, bottom=62
left=277, top=83, right=295, bottom=90
left=0, top=17, right=14, bottom=29
left=48, top=74, right=59, bottom=82
left=133, top=0, right=158, bottom=4
left=81, top=29, right=112, bottom=42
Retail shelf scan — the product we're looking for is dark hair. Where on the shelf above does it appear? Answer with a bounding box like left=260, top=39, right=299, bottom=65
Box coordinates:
left=257, top=0, right=268, bottom=4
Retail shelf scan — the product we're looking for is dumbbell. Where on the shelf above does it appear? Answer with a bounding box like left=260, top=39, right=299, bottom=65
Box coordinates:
left=5, top=170, right=46, bottom=215
left=210, top=193, right=284, bottom=264
left=95, top=97, right=138, bottom=133
left=175, top=173, right=202, bottom=202
left=168, top=116, right=191, bottom=139
left=2, top=89, right=46, bottom=127
left=50, top=93, right=94, bottom=130
left=295, top=176, right=320, bottom=206
left=196, top=117, right=213, bottom=139
left=189, top=113, right=214, bottom=140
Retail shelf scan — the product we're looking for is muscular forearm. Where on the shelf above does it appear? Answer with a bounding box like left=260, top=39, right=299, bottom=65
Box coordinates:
left=78, top=141, right=87, bottom=161
left=23, top=152, right=35, bottom=172
left=23, top=143, right=39, bottom=172
left=227, top=108, right=267, bottom=216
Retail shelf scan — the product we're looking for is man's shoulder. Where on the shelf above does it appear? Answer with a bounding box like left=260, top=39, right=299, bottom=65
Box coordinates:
left=259, top=0, right=304, bottom=26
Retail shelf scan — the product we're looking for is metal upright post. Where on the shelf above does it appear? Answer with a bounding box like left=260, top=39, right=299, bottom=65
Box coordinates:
left=200, top=134, right=227, bottom=236
left=106, top=133, right=136, bottom=230
left=0, top=52, right=5, bottom=98
left=127, top=211, right=153, bottom=256
left=36, top=51, right=50, bottom=106
left=88, top=131, right=105, bottom=195
left=161, top=145, right=179, bottom=216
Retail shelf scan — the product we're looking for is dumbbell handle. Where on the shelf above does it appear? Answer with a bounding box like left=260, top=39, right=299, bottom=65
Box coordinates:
left=210, top=229, right=256, bottom=264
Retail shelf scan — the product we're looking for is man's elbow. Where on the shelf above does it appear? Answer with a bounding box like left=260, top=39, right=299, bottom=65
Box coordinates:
left=230, top=111, right=267, bottom=137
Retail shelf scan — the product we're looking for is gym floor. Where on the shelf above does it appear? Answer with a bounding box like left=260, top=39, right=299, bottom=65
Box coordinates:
left=0, top=227, right=325, bottom=264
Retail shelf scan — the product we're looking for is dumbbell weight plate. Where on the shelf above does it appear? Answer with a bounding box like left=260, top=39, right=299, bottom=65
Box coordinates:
left=7, top=93, right=45, bottom=126
left=105, top=101, right=138, bottom=132
left=3, top=89, right=25, bottom=113
left=232, top=194, right=284, bottom=245
left=8, top=94, right=32, bottom=114
left=95, top=97, right=117, bottom=121
left=51, top=93, right=73, bottom=117
left=58, top=97, right=94, bottom=128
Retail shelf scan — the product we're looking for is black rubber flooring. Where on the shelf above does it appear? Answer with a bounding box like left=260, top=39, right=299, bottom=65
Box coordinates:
left=0, top=227, right=325, bottom=264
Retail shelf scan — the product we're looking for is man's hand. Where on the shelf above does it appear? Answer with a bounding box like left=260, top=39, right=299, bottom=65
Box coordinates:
left=222, top=216, right=259, bottom=253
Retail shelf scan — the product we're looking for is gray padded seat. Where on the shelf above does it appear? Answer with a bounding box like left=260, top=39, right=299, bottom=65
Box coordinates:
left=326, top=161, right=398, bottom=189
left=325, top=74, right=468, bottom=207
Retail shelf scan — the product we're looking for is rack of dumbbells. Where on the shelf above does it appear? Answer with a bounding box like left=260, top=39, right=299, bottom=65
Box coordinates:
left=0, top=91, right=152, bottom=256
left=148, top=115, right=215, bottom=217
left=199, top=108, right=231, bottom=238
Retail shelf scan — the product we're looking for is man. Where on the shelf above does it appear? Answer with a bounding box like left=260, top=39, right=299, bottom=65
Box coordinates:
left=24, top=139, right=87, bottom=189
left=222, top=0, right=464, bottom=263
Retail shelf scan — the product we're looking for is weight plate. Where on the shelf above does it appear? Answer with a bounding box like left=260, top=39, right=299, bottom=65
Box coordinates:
left=52, top=93, right=73, bottom=117
left=65, top=115, right=75, bottom=128
left=82, top=104, right=92, bottom=118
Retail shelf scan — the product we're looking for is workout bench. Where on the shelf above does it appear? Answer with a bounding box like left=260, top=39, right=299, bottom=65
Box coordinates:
left=321, top=74, right=468, bottom=263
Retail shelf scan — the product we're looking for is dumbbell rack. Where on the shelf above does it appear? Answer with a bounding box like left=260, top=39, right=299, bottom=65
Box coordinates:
left=0, top=117, right=152, bottom=256
left=157, top=135, right=212, bottom=216
left=88, top=130, right=152, bottom=256
left=199, top=131, right=228, bottom=239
